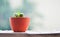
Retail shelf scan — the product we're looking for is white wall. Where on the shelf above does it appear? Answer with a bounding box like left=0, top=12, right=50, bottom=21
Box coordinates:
left=41, top=0, right=60, bottom=32
left=29, top=0, right=60, bottom=32
left=47, top=0, right=60, bottom=31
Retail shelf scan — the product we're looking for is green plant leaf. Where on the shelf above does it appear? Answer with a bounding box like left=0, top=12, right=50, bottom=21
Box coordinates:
left=16, top=11, right=20, bottom=16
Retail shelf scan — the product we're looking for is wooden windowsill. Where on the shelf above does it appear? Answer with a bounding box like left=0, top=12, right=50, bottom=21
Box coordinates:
left=0, top=30, right=60, bottom=37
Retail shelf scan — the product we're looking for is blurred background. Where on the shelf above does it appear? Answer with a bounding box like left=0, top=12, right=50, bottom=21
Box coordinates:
left=0, top=0, right=60, bottom=32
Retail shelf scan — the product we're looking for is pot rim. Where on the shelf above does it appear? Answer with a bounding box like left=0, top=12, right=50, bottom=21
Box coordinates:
left=9, top=17, right=30, bottom=19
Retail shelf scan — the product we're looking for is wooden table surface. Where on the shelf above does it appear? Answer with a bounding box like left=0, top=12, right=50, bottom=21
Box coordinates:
left=0, top=30, right=60, bottom=37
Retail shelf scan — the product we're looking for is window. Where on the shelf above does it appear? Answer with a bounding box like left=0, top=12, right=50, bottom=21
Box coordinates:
left=0, top=0, right=60, bottom=32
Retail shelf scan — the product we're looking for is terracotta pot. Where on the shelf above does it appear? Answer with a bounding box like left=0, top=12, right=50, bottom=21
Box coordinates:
left=9, top=17, right=30, bottom=32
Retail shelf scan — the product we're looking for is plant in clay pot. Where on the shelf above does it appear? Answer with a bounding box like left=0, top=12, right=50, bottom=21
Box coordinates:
left=9, top=11, right=30, bottom=32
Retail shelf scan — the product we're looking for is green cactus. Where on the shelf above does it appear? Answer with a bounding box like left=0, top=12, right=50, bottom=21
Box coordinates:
left=14, top=11, right=24, bottom=17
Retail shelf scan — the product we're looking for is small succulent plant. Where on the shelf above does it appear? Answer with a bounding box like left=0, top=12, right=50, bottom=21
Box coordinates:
left=14, top=11, right=24, bottom=17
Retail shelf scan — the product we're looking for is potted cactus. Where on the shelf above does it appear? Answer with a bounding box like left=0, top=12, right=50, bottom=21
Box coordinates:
left=9, top=11, right=30, bottom=32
